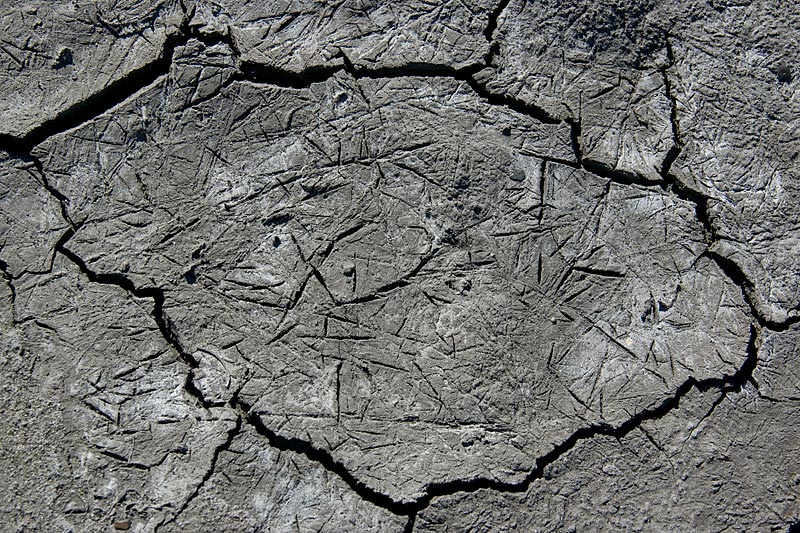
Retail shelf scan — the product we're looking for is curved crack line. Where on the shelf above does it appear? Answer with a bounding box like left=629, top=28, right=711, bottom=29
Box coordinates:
left=17, top=219, right=772, bottom=529
left=0, top=8, right=792, bottom=530
left=40, top=171, right=771, bottom=526
left=224, top=323, right=763, bottom=528
left=483, top=0, right=512, bottom=65
left=6, top=72, right=788, bottom=533
left=10, top=80, right=788, bottom=533
left=55, top=242, right=212, bottom=409
left=0, top=11, right=562, bottom=158
left=154, top=416, right=243, bottom=532
left=0, top=27, right=191, bottom=155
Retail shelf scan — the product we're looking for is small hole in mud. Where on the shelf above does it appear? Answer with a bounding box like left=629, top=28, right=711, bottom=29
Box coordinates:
left=273, top=236, right=281, bottom=248
left=501, top=126, right=511, bottom=136
left=441, top=228, right=459, bottom=245
left=776, top=64, right=793, bottom=84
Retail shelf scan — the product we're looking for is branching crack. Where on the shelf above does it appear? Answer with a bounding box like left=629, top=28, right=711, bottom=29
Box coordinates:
left=49, top=228, right=766, bottom=526
left=0, top=6, right=562, bottom=156
left=54, top=244, right=216, bottom=411
left=0, top=7, right=793, bottom=530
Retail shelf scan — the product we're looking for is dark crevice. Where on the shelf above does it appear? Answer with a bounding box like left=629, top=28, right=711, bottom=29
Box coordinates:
left=568, top=119, right=583, bottom=165
left=0, top=26, right=190, bottom=154
left=583, top=158, right=660, bottom=187
left=54, top=244, right=216, bottom=413
left=31, top=161, right=76, bottom=229
left=238, top=60, right=344, bottom=89
left=407, top=324, right=762, bottom=511
left=351, top=62, right=482, bottom=81
left=155, top=416, right=243, bottom=532
left=484, top=0, right=511, bottom=46
left=232, top=397, right=417, bottom=516
left=660, top=144, right=682, bottom=178
left=483, top=0, right=512, bottom=66
left=649, top=35, right=798, bottom=332
left=225, top=322, right=762, bottom=524
left=236, top=55, right=564, bottom=129
left=559, top=33, right=798, bottom=333
left=658, top=44, right=680, bottom=160
left=462, top=75, right=561, bottom=125
left=403, top=513, right=417, bottom=533
left=659, top=34, right=683, bottom=177
left=349, top=57, right=560, bottom=125
left=0, top=258, right=16, bottom=315
left=0, top=150, right=76, bottom=231
left=238, top=53, right=484, bottom=90
left=704, top=248, right=800, bottom=332
left=4, top=7, right=791, bottom=528
left=0, top=3, right=246, bottom=157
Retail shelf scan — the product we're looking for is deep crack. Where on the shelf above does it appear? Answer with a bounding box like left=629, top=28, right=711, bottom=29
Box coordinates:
left=38, top=226, right=770, bottom=524
left=0, top=10, right=791, bottom=528
left=231, top=396, right=417, bottom=516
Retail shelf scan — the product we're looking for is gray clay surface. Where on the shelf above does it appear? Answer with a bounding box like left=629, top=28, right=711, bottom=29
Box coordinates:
left=0, top=1, right=798, bottom=532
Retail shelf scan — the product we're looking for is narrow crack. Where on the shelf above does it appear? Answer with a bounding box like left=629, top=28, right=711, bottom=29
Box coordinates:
left=0, top=1, right=561, bottom=159
left=649, top=35, right=799, bottom=332
left=0, top=258, right=16, bottom=314
left=238, top=56, right=562, bottom=126
left=483, top=0, right=513, bottom=66
left=39, top=209, right=769, bottom=529
left=32, top=140, right=789, bottom=533
left=54, top=244, right=215, bottom=411
left=230, top=396, right=417, bottom=516
left=402, top=324, right=762, bottom=515
left=0, top=10, right=793, bottom=529
left=704, top=248, right=800, bottom=332
left=659, top=34, right=683, bottom=178
left=155, top=416, right=243, bottom=532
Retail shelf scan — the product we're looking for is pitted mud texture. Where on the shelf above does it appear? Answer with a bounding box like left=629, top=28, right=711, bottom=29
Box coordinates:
left=1, top=1, right=798, bottom=532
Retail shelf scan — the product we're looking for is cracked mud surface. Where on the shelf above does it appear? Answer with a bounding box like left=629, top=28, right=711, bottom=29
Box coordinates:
left=0, top=1, right=798, bottom=531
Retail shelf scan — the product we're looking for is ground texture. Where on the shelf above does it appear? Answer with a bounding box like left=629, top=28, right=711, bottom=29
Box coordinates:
left=0, top=1, right=799, bottom=532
